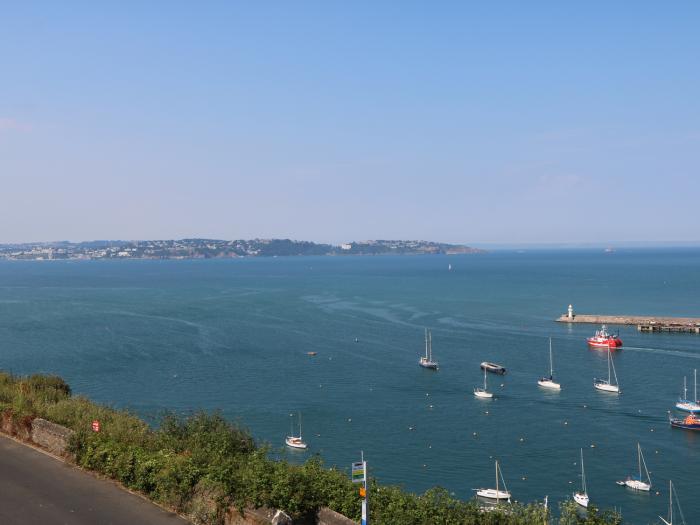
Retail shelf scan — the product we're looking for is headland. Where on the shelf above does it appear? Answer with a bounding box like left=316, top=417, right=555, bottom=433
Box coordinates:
left=0, top=238, right=484, bottom=260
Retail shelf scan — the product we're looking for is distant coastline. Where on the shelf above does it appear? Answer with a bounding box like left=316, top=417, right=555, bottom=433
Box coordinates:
left=0, top=238, right=485, bottom=260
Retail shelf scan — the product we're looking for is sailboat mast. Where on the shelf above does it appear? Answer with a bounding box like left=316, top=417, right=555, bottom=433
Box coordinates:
left=299, top=412, right=302, bottom=439
left=484, top=369, right=488, bottom=390
left=669, top=480, right=673, bottom=524
left=580, top=448, right=586, bottom=494
left=495, top=460, right=499, bottom=503
left=637, top=443, right=642, bottom=482
left=610, top=349, right=619, bottom=387
left=695, top=369, right=697, bottom=403
left=424, top=329, right=428, bottom=359
left=683, top=377, right=688, bottom=400
left=549, top=338, right=553, bottom=376
left=429, top=331, right=432, bottom=361
left=607, top=348, right=612, bottom=383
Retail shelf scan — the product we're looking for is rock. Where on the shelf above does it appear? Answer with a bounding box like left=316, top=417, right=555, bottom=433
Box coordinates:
left=271, top=510, right=292, bottom=525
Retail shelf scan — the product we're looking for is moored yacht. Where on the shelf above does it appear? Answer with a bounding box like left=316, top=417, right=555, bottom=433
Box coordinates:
left=419, top=329, right=438, bottom=370
left=618, top=442, right=651, bottom=491
left=594, top=347, right=620, bottom=394
left=475, top=460, right=511, bottom=502
left=285, top=412, right=308, bottom=450
left=538, top=337, right=561, bottom=390
left=659, top=479, right=685, bottom=525
left=474, top=369, right=493, bottom=399
left=675, top=370, right=700, bottom=413
left=573, top=448, right=589, bottom=508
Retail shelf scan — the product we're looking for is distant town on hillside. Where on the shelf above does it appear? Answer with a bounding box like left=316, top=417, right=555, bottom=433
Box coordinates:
left=0, top=239, right=484, bottom=260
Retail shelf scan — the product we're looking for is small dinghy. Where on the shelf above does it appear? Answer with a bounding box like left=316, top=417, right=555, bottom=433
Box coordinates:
left=481, top=362, right=506, bottom=375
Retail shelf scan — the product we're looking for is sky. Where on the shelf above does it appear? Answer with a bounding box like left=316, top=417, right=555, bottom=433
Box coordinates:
left=1, top=2, right=699, bottom=245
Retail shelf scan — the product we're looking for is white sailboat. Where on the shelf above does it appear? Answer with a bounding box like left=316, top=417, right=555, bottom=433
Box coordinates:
left=285, top=412, right=308, bottom=449
left=538, top=337, right=561, bottom=390
left=594, top=346, right=620, bottom=393
left=675, top=369, right=700, bottom=413
left=573, top=448, right=589, bottom=508
left=659, top=480, right=686, bottom=525
left=419, top=329, right=439, bottom=370
left=474, top=368, right=493, bottom=398
left=619, top=442, right=651, bottom=491
left=475, top=460, right=511, bottom=502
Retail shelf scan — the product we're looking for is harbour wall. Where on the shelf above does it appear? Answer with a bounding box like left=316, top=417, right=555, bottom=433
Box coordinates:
left=556, top=313, right=700, bottom=333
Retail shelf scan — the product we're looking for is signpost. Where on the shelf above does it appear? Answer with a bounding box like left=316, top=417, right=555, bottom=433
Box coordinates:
left=351, top=453, right=368, bottom=525
left=91, top=420, right=100, bottom=432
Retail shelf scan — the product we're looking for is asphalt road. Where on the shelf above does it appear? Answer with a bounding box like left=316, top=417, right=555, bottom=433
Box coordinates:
left=0, top=435, right=190, bottom=525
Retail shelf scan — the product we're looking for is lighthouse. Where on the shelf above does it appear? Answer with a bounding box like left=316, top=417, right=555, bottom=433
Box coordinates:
left=567, top=304, right=574, bottom=320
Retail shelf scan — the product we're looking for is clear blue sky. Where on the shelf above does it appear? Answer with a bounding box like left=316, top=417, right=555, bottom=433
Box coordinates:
left=1, top=2, right=698, bottom=245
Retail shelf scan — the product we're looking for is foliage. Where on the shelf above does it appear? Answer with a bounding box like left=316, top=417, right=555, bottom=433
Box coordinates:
left=0, top=371, right=625, bottom=524
left=558, top=501, right=623, bottom=525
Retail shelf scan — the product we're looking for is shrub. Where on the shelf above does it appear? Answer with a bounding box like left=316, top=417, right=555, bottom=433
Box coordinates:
left=558, top=500, right=623, bottom=525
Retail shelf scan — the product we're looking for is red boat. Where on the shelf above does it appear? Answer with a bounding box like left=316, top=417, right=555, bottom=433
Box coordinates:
left=587, top=325, right=623, bottom=349
left=670, top=412, right=700, bottom=430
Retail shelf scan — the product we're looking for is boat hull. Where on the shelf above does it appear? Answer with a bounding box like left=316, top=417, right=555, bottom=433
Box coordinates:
left=474, top=389, right=493, bottom=399
left=419, top=359, right=438, bottom=370
left=594, top=381, right=620, bottom=393
left=573, top=492, right=589, bottom=508
left=624, top=479, right=651, bottom=491
left=538, top=379, right=561, bottom=390
left=587, top=339, right=623, bottom=349
left=476, top=489, right=511, bottom=500
left=285, top=437, right=308, bottom=449
left=481, top=362, right=506, bottom=375
left=670, top=415, right=700, bottom=430
left=675, top=400, right=700, bottom=413
left=670, top=420, right=700, bottom=430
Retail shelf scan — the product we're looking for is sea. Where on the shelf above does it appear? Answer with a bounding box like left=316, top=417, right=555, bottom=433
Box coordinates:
left=0, top=249, right=698, bottom=524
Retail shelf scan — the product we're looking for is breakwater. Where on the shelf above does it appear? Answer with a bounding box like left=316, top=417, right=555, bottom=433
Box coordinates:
left=556, top=313, right=700, bottom=333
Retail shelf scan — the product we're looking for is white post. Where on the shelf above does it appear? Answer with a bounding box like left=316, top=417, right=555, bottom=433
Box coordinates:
left=567, top=304, right=574, bottom=320
left=361, top=451, right=368, bottom=525
left=352, top=452, right=367, bottom=522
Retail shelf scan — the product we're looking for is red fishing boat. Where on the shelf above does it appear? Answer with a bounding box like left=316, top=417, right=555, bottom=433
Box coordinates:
left=670, top=411, right=700, bottom=430
left=587, top=325, right=623, bottom=349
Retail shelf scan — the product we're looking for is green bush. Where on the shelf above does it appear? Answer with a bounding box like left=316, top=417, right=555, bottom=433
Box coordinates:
left=558, top=501, right=623, bottom=525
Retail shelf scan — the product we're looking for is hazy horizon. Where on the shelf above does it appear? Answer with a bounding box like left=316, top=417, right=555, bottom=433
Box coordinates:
left=2, top=3, right=698, bottom=244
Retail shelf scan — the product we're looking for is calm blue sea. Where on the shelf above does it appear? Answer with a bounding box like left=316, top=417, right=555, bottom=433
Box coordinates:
left=1, top=250, right=699, bottom=524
